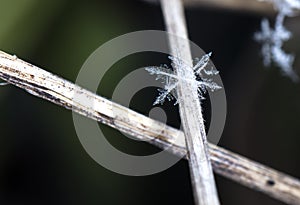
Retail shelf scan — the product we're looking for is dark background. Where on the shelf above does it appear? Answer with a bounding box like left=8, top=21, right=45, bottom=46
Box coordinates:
left=0, top=0, right=300, bottom=204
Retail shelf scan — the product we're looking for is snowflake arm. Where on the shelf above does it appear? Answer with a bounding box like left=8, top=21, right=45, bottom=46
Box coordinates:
left=153, top=78, right=178, bottom=105
left=193, top=52, right=212, bottom=75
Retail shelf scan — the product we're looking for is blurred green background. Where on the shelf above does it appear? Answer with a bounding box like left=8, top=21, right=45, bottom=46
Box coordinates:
left=0, top=0, right=300, bottom=205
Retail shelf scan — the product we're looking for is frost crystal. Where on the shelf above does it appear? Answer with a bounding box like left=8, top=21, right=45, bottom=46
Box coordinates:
left=145, top=53, right=221, bottom=105
left=255, top=0, right=300, bottom=81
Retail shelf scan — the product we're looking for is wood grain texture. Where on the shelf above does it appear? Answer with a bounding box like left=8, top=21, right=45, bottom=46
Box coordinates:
left=0, top=50, right=300, bottom=204
left=160, top=0, right=220, bottom=204
left=144, top=0, right=275, bottom=14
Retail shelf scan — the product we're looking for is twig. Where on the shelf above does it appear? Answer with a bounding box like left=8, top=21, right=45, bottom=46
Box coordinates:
left=160, top=0, right=220, bottom=204
left=144, top=0, right=275, bottom=14
left=0, top=50, right=300, bottom=205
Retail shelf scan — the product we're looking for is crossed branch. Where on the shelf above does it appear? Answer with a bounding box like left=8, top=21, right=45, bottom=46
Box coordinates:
left=0, top=49, right=300, bottom=204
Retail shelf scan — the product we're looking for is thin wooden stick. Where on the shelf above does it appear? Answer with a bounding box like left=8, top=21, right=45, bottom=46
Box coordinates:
left=160, top=0, right=220, bottom=204
left=0, top=50, right=300, bottom=205
left=144, top=0, right=275, bottom=14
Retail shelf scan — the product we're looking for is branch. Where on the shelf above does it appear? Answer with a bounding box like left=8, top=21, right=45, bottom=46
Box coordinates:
left=144, top=0, right=275, bottom=14
left=160, top=0, right=220, bottom=204
left=0, top=50, right=300, bottom=205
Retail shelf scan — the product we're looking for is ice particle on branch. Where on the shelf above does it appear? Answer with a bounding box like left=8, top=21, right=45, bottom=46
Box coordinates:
left=145, top=53, right=221, bottom=106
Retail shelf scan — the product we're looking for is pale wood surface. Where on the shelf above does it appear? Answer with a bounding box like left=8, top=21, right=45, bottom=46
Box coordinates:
left=0, top=50, right=300, bottom=204
left=160, top=0, right=220, bottom=204
left=144, top=0, right=275, bottom=14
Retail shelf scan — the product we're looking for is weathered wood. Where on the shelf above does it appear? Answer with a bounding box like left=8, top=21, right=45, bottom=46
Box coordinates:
left=160, top=0, right=220, bottom=204
left=0, top=50, right=300, bottom=204
left=144, top=0, right=275, bottom=14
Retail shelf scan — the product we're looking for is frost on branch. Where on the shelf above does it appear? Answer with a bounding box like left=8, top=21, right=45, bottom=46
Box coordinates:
left=255, top=0, right=300, bottom=81
left=145, top=53, right=221, bottom=106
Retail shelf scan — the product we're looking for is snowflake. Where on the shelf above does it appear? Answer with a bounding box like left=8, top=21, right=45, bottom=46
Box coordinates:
left=255, top=0, right=300, bottom=81
left=145, top=53, right=221, bottom=106
left=259, top=0, right=300, bottom=15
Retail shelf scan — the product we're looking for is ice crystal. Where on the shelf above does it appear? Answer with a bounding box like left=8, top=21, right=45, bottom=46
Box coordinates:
left=255, top=0, right=300, bottom=81
left=145, top=53, right=221, bottom=106
left=260, top=0, right=300, bottom=15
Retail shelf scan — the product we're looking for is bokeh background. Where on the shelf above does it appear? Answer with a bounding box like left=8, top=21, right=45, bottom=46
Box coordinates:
left=0, top=0, right=300, bottom=205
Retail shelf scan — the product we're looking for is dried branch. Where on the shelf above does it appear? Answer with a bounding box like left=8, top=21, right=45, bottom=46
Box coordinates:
left=144, top=0, right=275, bottom=14
left=0, top=50, right=300, bottom=205
left=160, top=0, right=220, bottom=204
